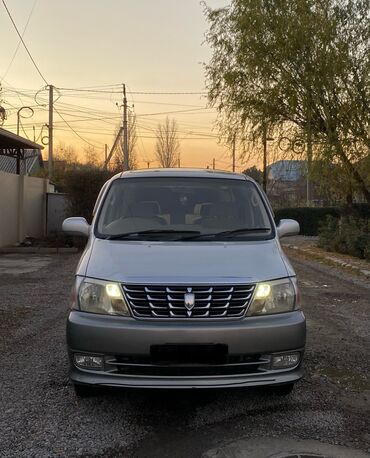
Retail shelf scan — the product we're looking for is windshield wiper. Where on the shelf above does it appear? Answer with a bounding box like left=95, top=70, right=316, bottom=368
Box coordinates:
left=106, top=229, right=201, bottom=240
left=176, top=227, right=271, bottom=241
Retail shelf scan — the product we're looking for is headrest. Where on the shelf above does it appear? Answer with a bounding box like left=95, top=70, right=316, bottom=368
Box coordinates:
left=194, top=203, right=212, bottom=216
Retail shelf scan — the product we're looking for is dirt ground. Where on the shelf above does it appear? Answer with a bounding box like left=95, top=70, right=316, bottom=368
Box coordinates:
left=0, top=251, right=369, bottom=457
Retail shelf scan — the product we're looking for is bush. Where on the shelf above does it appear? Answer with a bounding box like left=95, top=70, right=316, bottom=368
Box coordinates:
left=274, top=204, right=370, bottom=236
left=63, top=167, right=113, bottom=223
left=274, top=207, right=340, bottom=235
left=318, top=215, right=370, bottom=261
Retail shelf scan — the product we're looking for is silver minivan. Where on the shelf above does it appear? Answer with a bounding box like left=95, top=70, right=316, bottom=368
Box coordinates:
left=63, top=169, right=306, bottom=396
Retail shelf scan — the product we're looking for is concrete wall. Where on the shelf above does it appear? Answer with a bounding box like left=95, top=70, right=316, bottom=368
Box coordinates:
left=0, top=172, right=20, bottom=247
left=24, top=175, right=47, bottom=238
left=0, top=171, right=51, bottom=247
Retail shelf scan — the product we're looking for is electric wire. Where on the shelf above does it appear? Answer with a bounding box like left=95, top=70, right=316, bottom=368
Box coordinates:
left=1, top=0, right=48, bottom=85
left=1, top=84, right=222, bottom=158
left=56, top=87, right=207, bottom=95
left=1, top=0, right=38, bottom=82
left=54, top=108, right=103, bottom=147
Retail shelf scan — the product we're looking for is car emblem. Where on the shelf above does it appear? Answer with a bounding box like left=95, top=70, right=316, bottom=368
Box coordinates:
left=184, top=288, right=195, bottom=317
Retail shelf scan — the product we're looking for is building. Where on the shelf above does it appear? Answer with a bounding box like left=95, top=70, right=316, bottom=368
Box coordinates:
left=0, top=128, right=44, bottom=175
left=267, top=160, right=307, bottom=208
left=0, top=128, right=51, bottom=247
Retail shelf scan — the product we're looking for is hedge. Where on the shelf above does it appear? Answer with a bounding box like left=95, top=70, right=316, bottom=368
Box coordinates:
left=64, top=167, right=114, bottom=223
left=318, top=215, right=370, bottom=261
left=274, top=204, right=370, bottom=236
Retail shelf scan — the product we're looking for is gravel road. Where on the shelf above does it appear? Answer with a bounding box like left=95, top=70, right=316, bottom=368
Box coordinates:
left=0, top=252, right=369, bottom=457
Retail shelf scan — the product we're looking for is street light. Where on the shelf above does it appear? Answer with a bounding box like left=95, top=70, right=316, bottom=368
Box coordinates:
left=17, top=106, right=34, bottom=136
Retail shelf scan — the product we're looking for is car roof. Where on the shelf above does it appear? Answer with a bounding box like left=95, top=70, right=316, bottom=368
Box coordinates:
left=114, top=168, right=249, bottom=181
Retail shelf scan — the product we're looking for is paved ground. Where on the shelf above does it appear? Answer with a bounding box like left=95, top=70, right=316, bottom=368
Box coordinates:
left=0, top=251, right=369, bottom=458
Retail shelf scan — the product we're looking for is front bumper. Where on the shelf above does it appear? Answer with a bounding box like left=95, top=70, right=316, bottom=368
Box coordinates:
left=67, top=310, right=306, bottom=389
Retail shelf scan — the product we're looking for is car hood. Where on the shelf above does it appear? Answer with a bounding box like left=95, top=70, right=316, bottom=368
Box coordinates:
left=83, top=238, right=290, bottom=284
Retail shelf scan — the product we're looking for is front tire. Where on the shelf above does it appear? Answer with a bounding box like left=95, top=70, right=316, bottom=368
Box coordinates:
left=73, top=383, right=100, bottom=398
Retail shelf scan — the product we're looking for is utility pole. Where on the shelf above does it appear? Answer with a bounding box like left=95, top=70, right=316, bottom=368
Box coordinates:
left=122, top=84, right=129, bottom=171
left=48, top=84, right=54, bottom=179
left=104, top=127, right=123, bottom=168
left=232, top=134, right=236, bottom=172
left=212, top=158, right=215, bottom=170
left=306, top=110, right=312, bottom=206
left=262, top=123, right=267, bottom=193
left=104, top=144, right=108, bottom=170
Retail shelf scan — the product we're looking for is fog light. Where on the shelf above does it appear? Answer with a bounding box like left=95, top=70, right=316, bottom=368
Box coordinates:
left=271, top=352, right=300, bottom=369
left=74, top=354, right=103, bottom=370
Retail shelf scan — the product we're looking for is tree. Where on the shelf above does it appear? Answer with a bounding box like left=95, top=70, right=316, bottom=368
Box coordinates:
left=243, top=166, right=263, bottom=184
left=84, top=145, right=101, bottom=166
left=155, top=117, right=180, bottom=168
left=204, top=0, right=370, bottom=202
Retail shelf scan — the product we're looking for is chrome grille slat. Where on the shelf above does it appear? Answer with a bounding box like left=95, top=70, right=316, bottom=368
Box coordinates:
left=147, top=295, right=166, bottom=301
left=123, top=284, right=255, bottom=319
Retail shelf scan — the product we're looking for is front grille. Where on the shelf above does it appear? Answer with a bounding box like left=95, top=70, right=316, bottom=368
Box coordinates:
left=104, top=353, right=271, bottom=376
left=122, top=284, right=255, bottom=319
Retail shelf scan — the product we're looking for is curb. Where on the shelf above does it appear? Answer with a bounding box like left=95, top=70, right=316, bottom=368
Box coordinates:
left=284, top=244, right=370, bottom=279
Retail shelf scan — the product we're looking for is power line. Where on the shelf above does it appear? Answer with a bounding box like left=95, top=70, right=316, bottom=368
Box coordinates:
left=63, top=83, right=122, bottom=90
left=136, top=107, right=215, bottom=117
left=56, top=87, right=207, bottom=95
left=136, top=123, right=219, bottom=139
left=128, top=91, right=207, bottom=95
left=54, top=108, right=102, bottom=147
left=1, top=0, right=37, bottom=82
left=1, top=0, right=48, bottom=85
left=54, top=128, right=220, bottom=141
left=56, top=88, right=121, bottom=94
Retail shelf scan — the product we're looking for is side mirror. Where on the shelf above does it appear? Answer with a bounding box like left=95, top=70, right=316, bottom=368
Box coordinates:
left=277, top=219, right=300, bottom=238
left=62, top=217, right=90, bottom=237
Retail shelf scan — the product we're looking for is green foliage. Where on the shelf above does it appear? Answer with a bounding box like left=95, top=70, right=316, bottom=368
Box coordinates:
left=275, top=204, right=370, bottom=236
left=63, top=166, right=114, bottom=223
left=318, top=215, right=370, bottom=261
left=243, top=166, right=263, bottom=185
left=204, top=0, right=370, bottom=201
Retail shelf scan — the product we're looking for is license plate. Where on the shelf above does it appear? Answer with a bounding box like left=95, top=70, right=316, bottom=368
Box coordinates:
left=150, top=344, right=228, bottom=365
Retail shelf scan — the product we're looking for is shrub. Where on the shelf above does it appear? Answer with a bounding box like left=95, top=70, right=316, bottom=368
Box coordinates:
left=317, top=215, right=339, bottom=249
left=274, top=207, right=340, bottom=235
left=275, top=204, right=370, bottom=236
left=364, top=244, right=370, bottom=262
left=318, top=215, right=370, bottom=260
left=63, top=166, right=113, bottom=223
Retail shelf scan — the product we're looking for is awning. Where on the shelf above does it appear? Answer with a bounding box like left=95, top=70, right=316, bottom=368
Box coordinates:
left=0, top=128, right=43, bottom=174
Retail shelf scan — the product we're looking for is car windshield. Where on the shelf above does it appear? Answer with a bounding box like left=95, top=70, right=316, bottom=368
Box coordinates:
left=95, top=177, right=273, bottom=241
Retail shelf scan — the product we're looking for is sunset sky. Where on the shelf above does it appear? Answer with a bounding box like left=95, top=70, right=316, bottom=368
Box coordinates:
left=0, top=0, right=253, bottom=171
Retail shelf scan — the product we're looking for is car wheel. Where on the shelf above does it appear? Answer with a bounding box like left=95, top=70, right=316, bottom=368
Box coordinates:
left=73, top=383, right=100, bottom=398
left=269, top=383, right=295, bottom=396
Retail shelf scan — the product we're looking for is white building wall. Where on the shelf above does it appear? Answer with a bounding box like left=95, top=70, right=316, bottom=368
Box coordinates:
left=0, top=171, right=50, bottom=247
left=0, top=172, right=20, bottom=247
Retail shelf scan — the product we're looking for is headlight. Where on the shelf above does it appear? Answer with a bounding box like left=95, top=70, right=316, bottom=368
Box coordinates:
left=77, top=278, right=130, bottom=316
left=247, top=278, right=298, bottom=316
